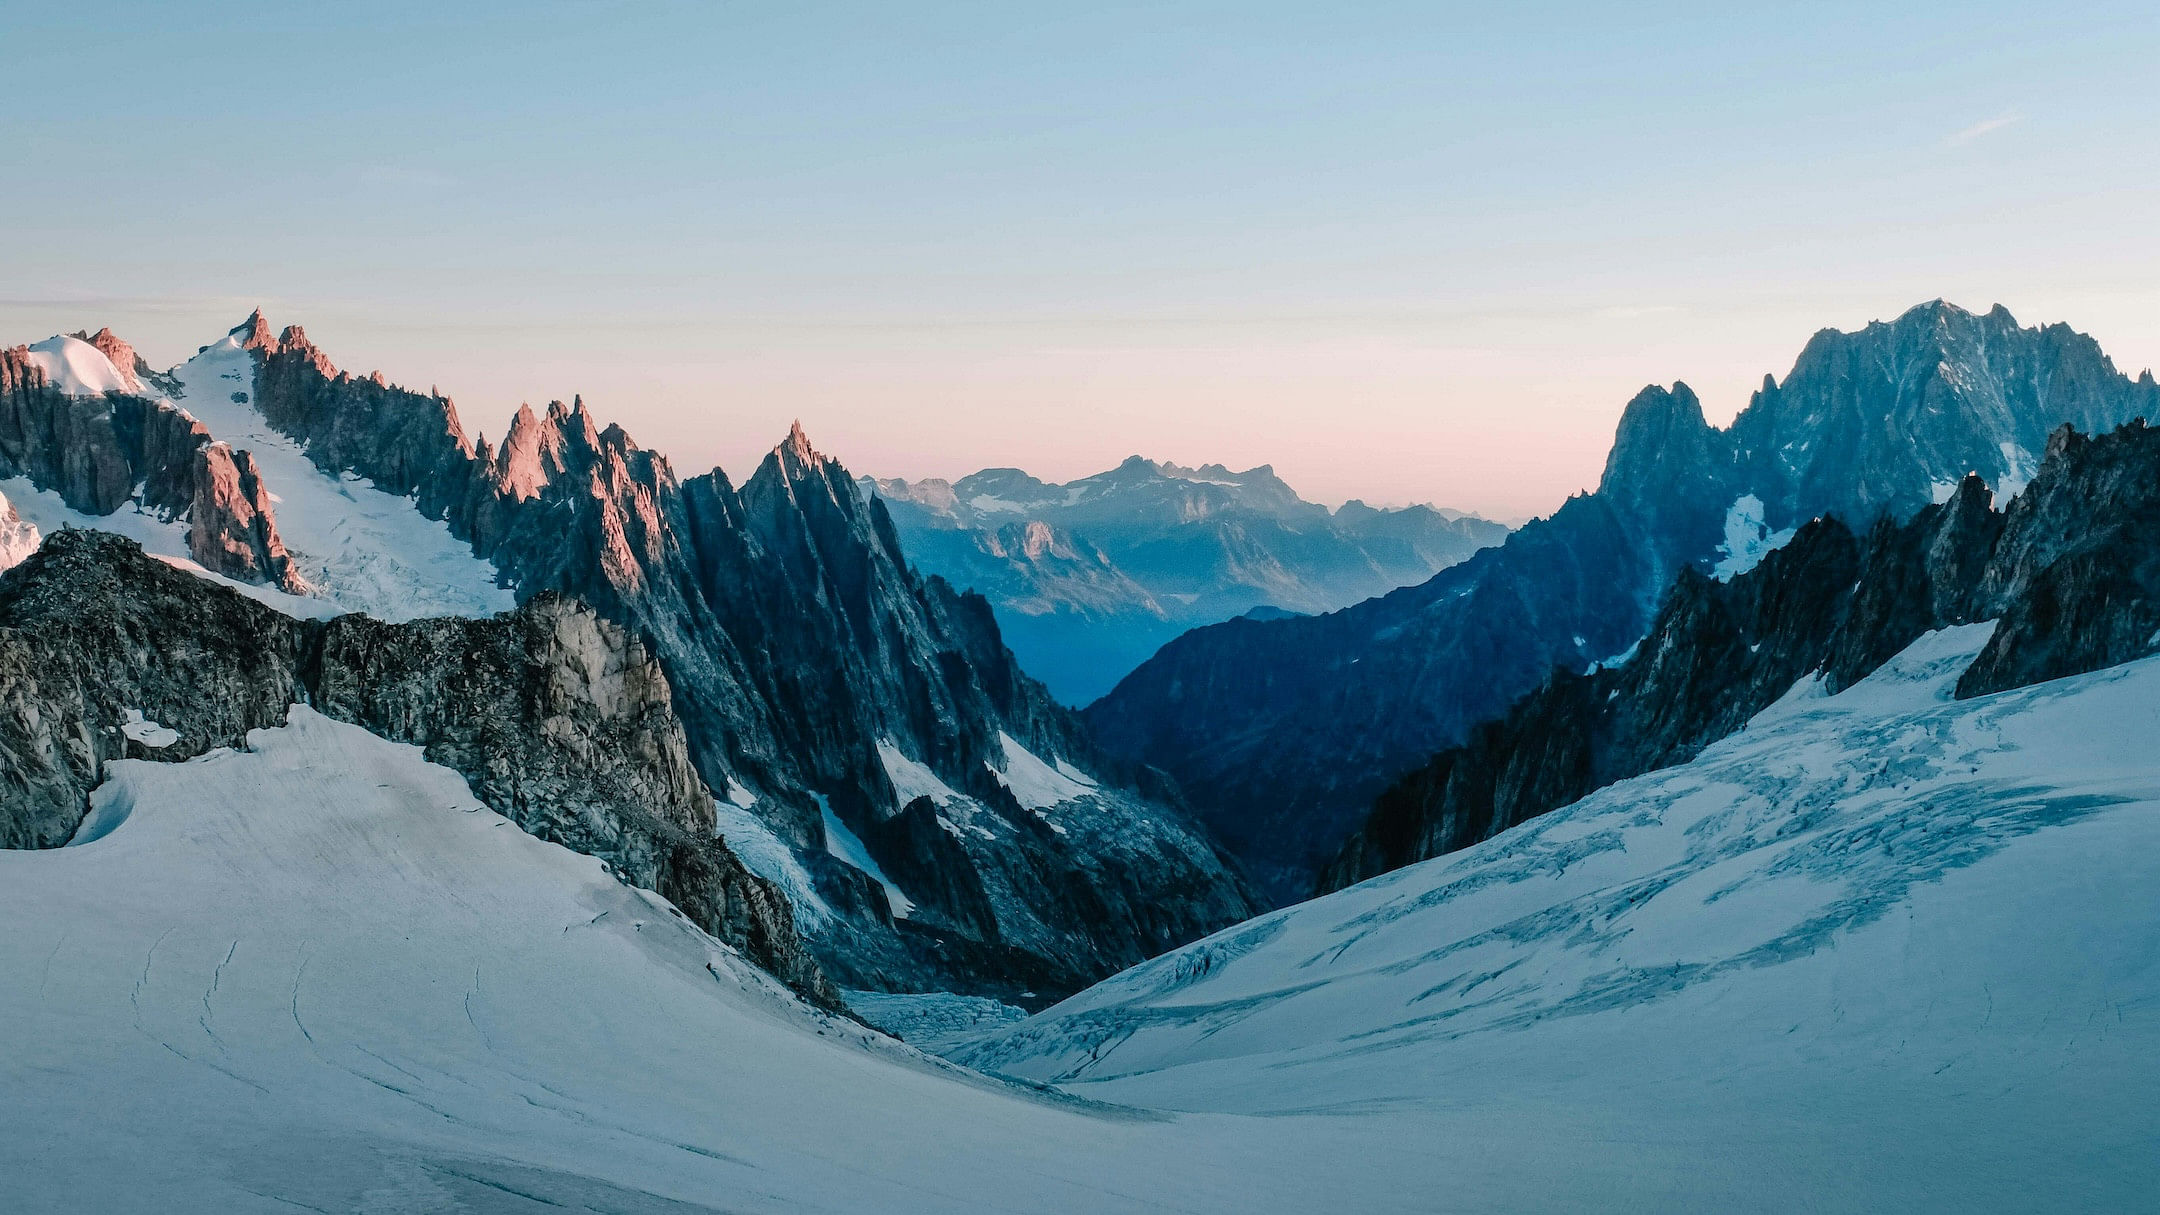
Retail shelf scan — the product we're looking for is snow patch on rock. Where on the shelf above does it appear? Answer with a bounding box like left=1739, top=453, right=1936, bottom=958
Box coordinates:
left=1711, top=493, right=1796, bottom=581
left=119, top=708, right=179, bottom=749
left=711, top=796, right=836, bottom=934
left=21, top=335, right=130, bottom=397
left=0, top=490, right=40, bottom=570
left=819, top=795, right=914, bottom=919
left=876, top=740, right=964, bottom=808
left=988, top=732, right=1095, bottom=811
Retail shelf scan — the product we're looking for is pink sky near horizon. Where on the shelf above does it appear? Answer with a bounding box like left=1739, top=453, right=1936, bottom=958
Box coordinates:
left=18, top=285, right=2156, bottom=524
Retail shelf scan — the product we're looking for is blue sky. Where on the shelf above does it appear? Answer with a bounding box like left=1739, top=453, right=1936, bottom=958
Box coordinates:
left=5, top=1, right=2157, bottom=516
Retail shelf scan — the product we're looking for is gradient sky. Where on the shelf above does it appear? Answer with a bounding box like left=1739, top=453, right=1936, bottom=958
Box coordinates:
left=5, top=1, right=2157, bottom=519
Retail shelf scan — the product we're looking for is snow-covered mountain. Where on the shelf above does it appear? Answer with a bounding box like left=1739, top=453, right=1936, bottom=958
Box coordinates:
left=957, top=623, right=2160, bottom=1208
left=868, top=458, right=1506, bottom=703
left=0, top=316, right=1257, bottom=1002
left=1089, top=301, right=2160, bottom=901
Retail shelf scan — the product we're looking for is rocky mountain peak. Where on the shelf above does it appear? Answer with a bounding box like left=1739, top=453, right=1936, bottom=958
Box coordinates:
left=232, top=309, right=276, bottom=353
left=763, top=421, right=839, bottom=489
left=1596, top=382, right=1724, bottom=502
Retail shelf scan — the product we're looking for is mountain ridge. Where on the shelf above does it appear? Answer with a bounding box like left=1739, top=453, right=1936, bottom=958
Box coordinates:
left=0, top=313, right=1259, bottom=1002
left=1087, top=300, right=2160, bottom=901
left=869, top=455, right=1507, bottom=702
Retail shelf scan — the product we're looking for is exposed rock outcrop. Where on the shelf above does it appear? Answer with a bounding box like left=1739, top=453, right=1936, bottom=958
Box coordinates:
left=0, top=529, right=833, bottom=1004
left=1095, top=301, right=2160, bottom=902
left=189, top=443, right=305, bottom=590
left=0, top=531, right=310, bottom=850
left=1321, top=418, right=2160, bottom=892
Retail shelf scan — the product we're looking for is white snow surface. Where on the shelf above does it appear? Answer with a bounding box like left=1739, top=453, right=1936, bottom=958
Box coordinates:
left=0, top=489, right=40, bottom=570
left=1998, top=441, right=2037, bottom=499
left=22, top=334, right=132, bottom=396
left=819, top=794, right=915, bottom=918
left=161, top=335, right=516, bottom=621
left=988, top=730, right=1095, bottom=810
left=118, top=707, right=180, bottom=749
left=1710, top=492, right=1797, bottom=580
left=959, top=626, right=2160, bottom=1209
left=0, top=707, right=1509, bottom=1213
left=876, top=739, right=964, bottom=807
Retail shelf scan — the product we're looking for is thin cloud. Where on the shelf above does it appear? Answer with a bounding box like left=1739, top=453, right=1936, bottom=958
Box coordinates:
left=1946, top=114, right=2020, bottom=146
left=1594, top=305, right=1686, bottom=321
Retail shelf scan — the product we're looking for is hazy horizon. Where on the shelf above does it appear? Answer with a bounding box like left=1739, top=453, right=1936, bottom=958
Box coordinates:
left=6, top=2, right=2157, bottom=519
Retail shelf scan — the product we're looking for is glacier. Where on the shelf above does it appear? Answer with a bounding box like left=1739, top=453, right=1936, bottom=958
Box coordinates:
left=958, top=625, right=2160, bottom=1209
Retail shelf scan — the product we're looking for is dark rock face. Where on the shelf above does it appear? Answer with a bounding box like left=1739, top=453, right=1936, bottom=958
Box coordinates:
left=0, top=530, right=834, bottom=1005
left=1093, top=301, right=2160, bottom=903
left=229, top=318, right=1255, bottom=1000
left=0, top=344, right=137, bottom=515
left=0, top=531, right=309, bottom=850
left=1957, top=423, right=2160, bottom=697
left=870, top=459, right=1508, bottom=705
left=1322, top=419, right=2160, bottom=892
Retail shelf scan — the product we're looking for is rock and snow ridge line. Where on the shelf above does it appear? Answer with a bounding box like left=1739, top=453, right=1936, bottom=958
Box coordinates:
left=2, top=322, right=511, bottom=617
left=5, top=313, right=1260, bottom=1003
left=1086, top=299, right=2160, bottom=902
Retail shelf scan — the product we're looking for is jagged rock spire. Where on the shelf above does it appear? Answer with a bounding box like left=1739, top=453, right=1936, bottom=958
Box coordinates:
left=232, top=309, right=277, bottom=353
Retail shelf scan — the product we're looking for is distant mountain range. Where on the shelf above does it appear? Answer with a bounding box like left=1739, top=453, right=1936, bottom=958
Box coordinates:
left=1088, top=301, right=2160, bottom=901
left=866, top=458, right=1508, bottom=703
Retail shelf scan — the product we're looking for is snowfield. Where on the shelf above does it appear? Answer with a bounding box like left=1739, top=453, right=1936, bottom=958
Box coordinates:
left=4, top=633, right=2157, bottom=1209
left=22, top=334, right=136, bottom=395
left=0, top=710, right=1487, bottom=1213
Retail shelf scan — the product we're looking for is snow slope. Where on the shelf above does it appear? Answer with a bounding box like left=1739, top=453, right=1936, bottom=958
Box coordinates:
left=962, top=626, right=2160, bottom=1210
left=22, top=334, right=134, bottom=395
left=5, top=600, right=2157, bottom=1211
left=0, top=488, right=40, bottom=570
left=161, top=334, right=515, bottom=620
left=0, top=709, right=1478, bottom=1214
